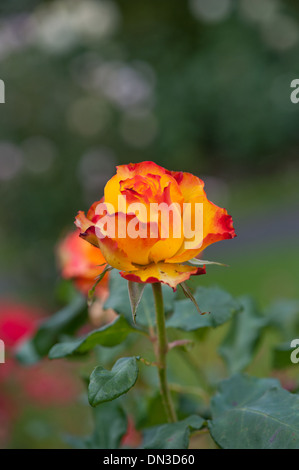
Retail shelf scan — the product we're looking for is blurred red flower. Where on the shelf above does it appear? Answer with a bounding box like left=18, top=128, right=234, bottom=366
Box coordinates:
left=0, top=300, right=81, bottom=447
left=0, top=301, right=41, bottom=348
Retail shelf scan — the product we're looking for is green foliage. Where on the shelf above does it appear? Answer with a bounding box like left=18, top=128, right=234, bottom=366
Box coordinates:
left=265, top=300, right=299, bottom=370
left=104, top=270, right=174, bottom=327
left=41, top=277, right=299, bottom=449
left=88, top=265, right=113, bottom=306
left=16, top=294, right=88, bottom=364
left=128, top=281, right=145, bottom=324
left=138, top=392, right=169, bottom=428
left=272, top=342, right=294, bottom=370
left=88, top=357, right=139, bottom=407
left=48, top=315, right=139, bottom=359
left=266, top=299, right=299, bottom=340
left=167, top=286, right=241, bottom=331
left=143, top=415, right=205, bottom=449
left=219, top=296, right=267, bottom=374
left=209, top=374, right=299, bottom=449
left=137, top=282, right=174, bottom=328
left=65, top=401, right=128, bottom=449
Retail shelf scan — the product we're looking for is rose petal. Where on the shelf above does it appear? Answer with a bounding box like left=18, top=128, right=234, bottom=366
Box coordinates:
left=171, top=171, right=205, bottom=202
left=104, top=162, right=178, bottom=220
left=57, top=229, right=106, bottom=280
left=84, top=223, right=138, bottom=271
left=167, top=195, right=236, bottom=264
left=75, top=210, right=93, bottom=233
left=120, top=262, right=206, bottom=290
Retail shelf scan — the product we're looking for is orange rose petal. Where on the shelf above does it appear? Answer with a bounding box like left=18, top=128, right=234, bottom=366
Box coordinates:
left=87, top=199, right=103, bottom=222
left=75, top=210, right=93, bottom=233
left=171, top=171, right=205, bottom=202
left=120, top=262, right=206, bottom=290
left=149, top=237, right=184, bottom=264
left=104, top=173, right=125, bottom=215
left=57, top=229, right=109, bottom=297
left=58, top=230, right=106, bottom=279
left=149, top=206, right=185, bottom=262
left=95, top=211, right=160, bottom=266
left=104, top=162, right=171, bottom=218
left=117, top=161, right=169, bottom=179
left=98, top=241, right=137, bottom=271
left=76, top=162, right=235, bottom=278
left=79, top=226, right=101, bottom=249
left=88, top=226, right=138, bottom=271
left=167, top=196, right=236, bottom=264
left=120, top=174, right=161, bottom=205
left=76, top=209, right=154, bottom=269
left=75, top=200, right=103, bottom=231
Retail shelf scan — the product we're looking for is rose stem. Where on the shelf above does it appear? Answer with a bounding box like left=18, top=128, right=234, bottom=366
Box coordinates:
left=152, top=282, right=177, bottom=423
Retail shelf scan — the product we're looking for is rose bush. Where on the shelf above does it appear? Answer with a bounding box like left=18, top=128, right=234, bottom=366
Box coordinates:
left=17, top=161, right=299, bottom=450
left=75, top=161, right=236, bottom=289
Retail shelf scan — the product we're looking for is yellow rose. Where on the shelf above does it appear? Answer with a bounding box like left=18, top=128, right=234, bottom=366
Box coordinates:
left=75, top=161, right=235, bottom=289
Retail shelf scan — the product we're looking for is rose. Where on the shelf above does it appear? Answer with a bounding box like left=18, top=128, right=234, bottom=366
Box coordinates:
left=57, top=229, right=110, bottom=300
left=75, top=161, right=236, bottom=289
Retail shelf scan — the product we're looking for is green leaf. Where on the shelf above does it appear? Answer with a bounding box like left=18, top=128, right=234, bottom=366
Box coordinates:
left=138, top=392, right=168, bottom=428
left=128, top=281, right=145, bottom=324
left=143, top=415, right=205, bottom=449
left=167, top=286, right=240, bottom=331
left=16, top=294, right=88, bottom=364
left=48, top=315, right=138, bottom=359
left=272, top=342, right=294, bottom=369
left=209, top=374, right=299, bottom=449
left=180, top=282, right=202, bottom=314
left=65, top=401, right=127, bottom=449
left=137, top=283, right=174, bottom=328
left=265, top=299, right=299, bottom=340
left=88, top=357, right=139, bottom=406
left=265, top=300, right=299, bottom=367
left=88, top=265, right=113, bottom=306
left=104, top=270, right=137, bottom=324
left=210, top=374, right=279, bottom=416
left=219, top=296, right=267, bottom=374
left=187, top=258, right=228, bottom=267
left=105, top=270, right=174, bottom=328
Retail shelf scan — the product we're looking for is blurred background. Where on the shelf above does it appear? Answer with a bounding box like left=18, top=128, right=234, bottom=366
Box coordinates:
left=0, top=0, right=299, bottom=448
